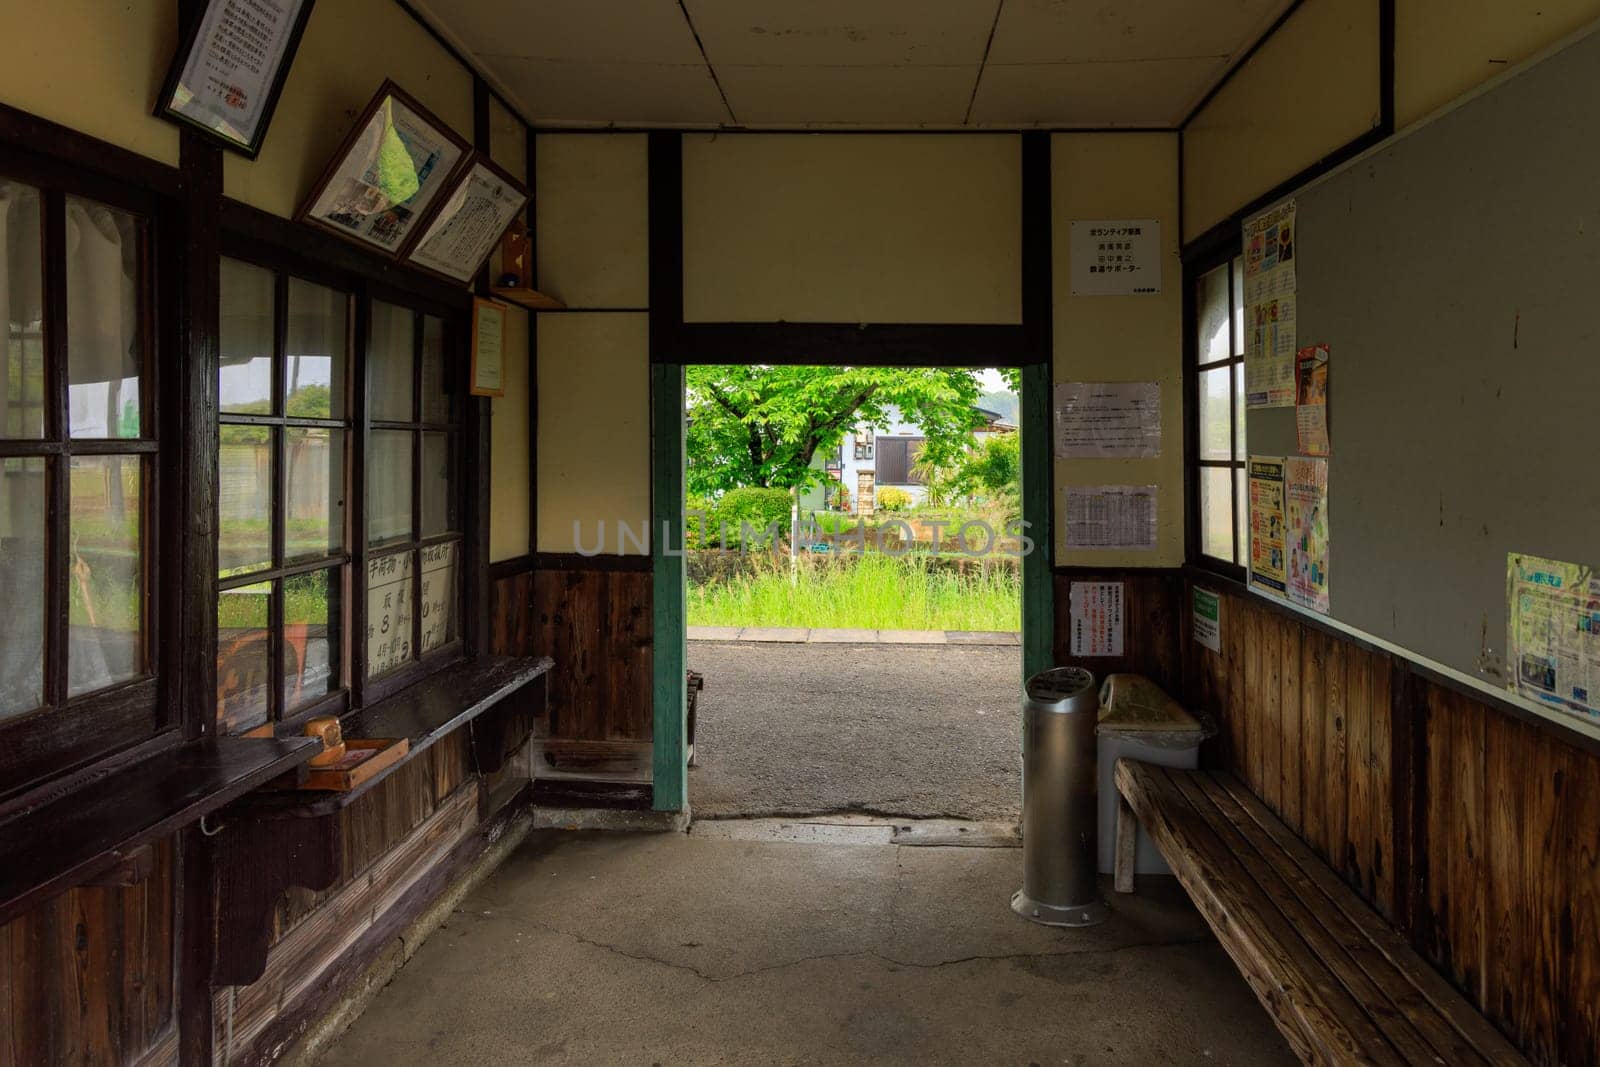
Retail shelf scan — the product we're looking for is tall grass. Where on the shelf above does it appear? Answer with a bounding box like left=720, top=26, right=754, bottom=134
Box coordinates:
left=688, top=552, right=1020, bottom=631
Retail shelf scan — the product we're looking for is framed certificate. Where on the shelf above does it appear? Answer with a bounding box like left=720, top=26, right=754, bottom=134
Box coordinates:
left=296, top=81, right=472, bottom=257
left=404, top=157, right=531, bottom=284
left=471, top=298, right=509, bottom=397
left=155, top=0, right=317, bottom=158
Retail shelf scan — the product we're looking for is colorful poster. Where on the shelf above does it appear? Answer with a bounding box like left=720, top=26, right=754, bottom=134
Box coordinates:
left=1053, top=382, right=1161, bottom=458
left=1068, top=219, right=1162, bottom=296
left=1243, top=201, right=1297, bottom=304
left=1063, top=485, right=1157, bottom=550
left=1192, top=588, right=1222, bottom=652
left=1507, top=554, right=1600, bottom=721
left=1069, top=581, right=1125, bottom=657
left=1248, top=457, right=1286, bottom=596
left=1295, top=344, right=1330, bottom=455
left=1285, top=457, right=1330, bottom=613
left=1246, top=294, right=1296, bottom=407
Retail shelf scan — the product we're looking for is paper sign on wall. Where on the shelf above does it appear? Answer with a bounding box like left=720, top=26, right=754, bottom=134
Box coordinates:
left=1054, top=382, right=1161, bottom=459
left=1064, top=486, right=1157, bottom=550
left=1243, top=201, right=1298, bottom=408
left=1295, top=344, right=1330, bottom=455
left=1069, top=219, right=1161, bottom=296
left=1507, top=554, right=1600, bottom=721
left=1192, top=588, right=1222, bottom=652
left=1069, top=581, right=1124, bottom=657
left=1248, top=456, right=1287, bottom=597
left=1284, top=457, right=1329, bottom=613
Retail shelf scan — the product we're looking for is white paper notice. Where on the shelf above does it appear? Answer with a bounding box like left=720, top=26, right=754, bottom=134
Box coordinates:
left=1069, top=581, right=1125, bottom=657
left=1064, top=486, right=1157, bottom=550
left=1069, top=220, right=1162, bottom=296
left=1054, top=382, right=1161, bottom=459
left=171, top=0, right=304, bottom=145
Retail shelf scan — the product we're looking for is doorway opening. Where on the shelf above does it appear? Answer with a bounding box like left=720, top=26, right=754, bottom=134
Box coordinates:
left=674, top=364, right=1034, bottom=822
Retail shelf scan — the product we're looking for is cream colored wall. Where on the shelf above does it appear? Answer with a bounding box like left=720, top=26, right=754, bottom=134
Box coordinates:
left=488, top=96, right=527, bottom=183
left=535, top=134, right=649, bottom=308
left=223, top=0, right=473, bottom=217
left=1182, top=0, right=1380, bottom=243
left=681, top=134, right=1022, bottom=325
left=490, top=306, right=531, bottom=561
left=1396, top=1, right=1600, bottom=127
left=1052, top=133, right=1184, bottom=566
left=537, top=314, right=651, bottom=555
left=0, top=0, right=180, bottom=165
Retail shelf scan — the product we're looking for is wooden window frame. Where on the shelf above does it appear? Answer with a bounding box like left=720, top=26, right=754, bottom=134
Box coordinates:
left=1184, top=225, right=1248, bottom=583
left=0, top=155, right=167, bottom=796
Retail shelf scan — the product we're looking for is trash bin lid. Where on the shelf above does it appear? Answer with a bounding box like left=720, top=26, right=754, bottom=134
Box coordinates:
left=1095, top=673, right=1207, bottom=735
left=1025, top=666, right=1096, bottom=706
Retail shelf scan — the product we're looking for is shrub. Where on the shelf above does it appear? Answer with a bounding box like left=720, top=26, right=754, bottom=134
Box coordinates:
left=877, top=486, right=913, bottom=512
left=713, top=487, right=793, bottom=549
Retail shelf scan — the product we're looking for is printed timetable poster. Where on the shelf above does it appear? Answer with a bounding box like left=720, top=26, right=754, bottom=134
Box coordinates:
left=1507, top=554, right=1600, bottom=720
left=1248, top=456, right=1287, bottom=597
left=1285, top=457, right=1329, bottom=613
left=1243, top=201, right=1298, bottom=408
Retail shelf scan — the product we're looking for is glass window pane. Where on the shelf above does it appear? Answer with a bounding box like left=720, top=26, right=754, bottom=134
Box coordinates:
left=1196, top=262, right=1230, bottom=365
left=1233, top=362, right=1247, bottom=461
left=366, top=550, right=414, bottom=678
left=284, top=278, right=346, bottom=420
left=216, top=580, right=271, bottom=732
left=2, top=181, right=45, bottom=440
left=284, top=568, right=341, bottom=712
left=220, top=257, right=275, bottom=415
left=1199, top=366, right=1232, bottom=461
left=0, top=457, right=46, bottom=718
left=420, top=315, right=456, bottom=424
left=420, top=541, right=457, bottom=654
left=367, top=430, right=412, bottom=545
left=1232, top=256, right=1245, bottom=357
left=1200, top=466, right=1234, bottom=562
left=420, top=432, right=456, bottom=537
left=219, top=423, right=273, bottom=576
left=369, top=301, right=414, bottom=422
left=285, top=427, right=344, bottom=563
left=66, top=199, right=142, bottom=438
left=1236, top=468, right=1250, bottom=566
left=68, top=455, right=143, bottom=697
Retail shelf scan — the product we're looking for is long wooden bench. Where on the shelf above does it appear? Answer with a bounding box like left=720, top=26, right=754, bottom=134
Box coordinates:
left=1112, top=759, right=1527, bottom=1066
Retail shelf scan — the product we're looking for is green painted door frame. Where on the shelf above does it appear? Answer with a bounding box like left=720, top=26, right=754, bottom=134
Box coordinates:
left=649, top=362, right=1053, bottom=814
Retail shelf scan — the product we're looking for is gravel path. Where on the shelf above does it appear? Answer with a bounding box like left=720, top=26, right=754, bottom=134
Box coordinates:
left=687, top=641, right=1023, bottom=821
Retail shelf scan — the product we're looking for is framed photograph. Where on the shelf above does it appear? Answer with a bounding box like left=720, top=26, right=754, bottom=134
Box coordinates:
left=470, top=298, right=509, bottom=397
left=155, top=0, right=317, bottom=158
left=404, top=156, right=531, bottom=284
left=296, top=81, right=472, bottom=257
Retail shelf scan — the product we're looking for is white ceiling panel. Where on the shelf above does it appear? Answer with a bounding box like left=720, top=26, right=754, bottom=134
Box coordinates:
left=486, top=57, right=732, bottom=126
left=988, top=0, right=1292, bottom=65
left=686, top=0, right=999, bottom=67
left=447, top=0, right=705, bottom=65
left=716, top=64, right=978, bottom=126
left=970, top=57, right=1230, bottom=127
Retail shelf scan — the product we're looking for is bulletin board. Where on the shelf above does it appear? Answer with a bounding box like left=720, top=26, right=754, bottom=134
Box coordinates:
left=1243, top=23, right=1600, bottom=730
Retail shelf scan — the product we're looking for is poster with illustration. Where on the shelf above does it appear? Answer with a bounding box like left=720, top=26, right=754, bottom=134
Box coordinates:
left=1295, top=344, right=1330, bottom=455
left=1285, top=457, right=1329, bottom=613
left=1243, top=201, right=1297, bottom=304
left=1248, top=457, right=1286, bottom=597
left=1507, top=554, right=1600, bottom=721
left=1246, top=294, right=1297, bottom=407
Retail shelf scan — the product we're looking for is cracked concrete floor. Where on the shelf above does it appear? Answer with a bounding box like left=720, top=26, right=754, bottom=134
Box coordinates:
left=316, top=829, right=1293, bottom=1066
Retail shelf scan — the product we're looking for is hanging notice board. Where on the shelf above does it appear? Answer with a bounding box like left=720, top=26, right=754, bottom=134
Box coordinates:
left=1243, top=24, right=1600, bottom=731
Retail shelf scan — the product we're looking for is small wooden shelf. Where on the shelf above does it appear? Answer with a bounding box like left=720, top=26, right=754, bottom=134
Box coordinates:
left=0, top=735, right=321, bottom=926
left=490, top=285, right=565, bottom=311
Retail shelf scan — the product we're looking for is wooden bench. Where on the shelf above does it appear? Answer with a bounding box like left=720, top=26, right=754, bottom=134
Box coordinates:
left=1112, top=759, right=1526, bottom=1066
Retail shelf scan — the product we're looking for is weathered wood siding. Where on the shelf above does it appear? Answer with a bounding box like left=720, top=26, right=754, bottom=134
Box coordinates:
left=533, top=556, right=653, bottom=742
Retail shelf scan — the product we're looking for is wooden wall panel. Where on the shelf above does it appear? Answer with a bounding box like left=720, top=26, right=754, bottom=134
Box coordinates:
left=1186, top=579, right=1600, bottom=1066
left=490, top=567, right=535, bottom=657
left=534, top=560, right=653, bottom=742
left=0, top=838, right=174, bottom=1067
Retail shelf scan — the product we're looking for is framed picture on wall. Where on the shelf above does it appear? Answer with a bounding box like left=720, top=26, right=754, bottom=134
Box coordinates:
left=155, top=0, right=318, bottom=158
left=403, top=156, right=530, bottom=284
left=470, top=297, right=508, bottom=397
left=296, top=80, right=472, bottom=257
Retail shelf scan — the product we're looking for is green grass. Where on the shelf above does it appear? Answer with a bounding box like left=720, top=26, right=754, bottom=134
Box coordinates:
left=688, top=552, right=1020, bottom=631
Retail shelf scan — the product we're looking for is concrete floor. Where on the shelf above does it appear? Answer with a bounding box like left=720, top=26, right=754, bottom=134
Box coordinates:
left=317, top=828, right=1293, bottom=1066
left=688, top=642, right=1023, bottom=821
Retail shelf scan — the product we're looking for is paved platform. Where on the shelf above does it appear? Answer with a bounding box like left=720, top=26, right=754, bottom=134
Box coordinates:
left=315, top=828, right=1293, bottom=1066
left=688, top=625, right=1020, bottom=646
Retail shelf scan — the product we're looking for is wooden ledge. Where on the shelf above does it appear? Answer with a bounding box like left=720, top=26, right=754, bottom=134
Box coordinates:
left=0, top=735, right=320, bottom=926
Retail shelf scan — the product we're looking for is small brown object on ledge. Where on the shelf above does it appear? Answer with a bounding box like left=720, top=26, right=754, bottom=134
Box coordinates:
left=304, top=715, right=346, bottom=767
left=489, top=285, right=565, bottom=311
left=299, top=738, right=409, bottom=792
